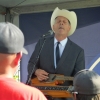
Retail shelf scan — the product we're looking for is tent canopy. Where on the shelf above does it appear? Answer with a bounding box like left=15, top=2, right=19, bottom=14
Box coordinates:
left=0, top=0, right=100, bottom=14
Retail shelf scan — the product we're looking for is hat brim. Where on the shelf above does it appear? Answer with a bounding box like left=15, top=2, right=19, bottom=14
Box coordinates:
left=22, top=48, right=28, bottom=54
left=50, top=7, right=77, bottom=36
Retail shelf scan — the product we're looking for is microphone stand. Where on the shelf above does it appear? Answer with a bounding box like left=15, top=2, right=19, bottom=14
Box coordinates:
left=26, top=36, right=47, bottom=85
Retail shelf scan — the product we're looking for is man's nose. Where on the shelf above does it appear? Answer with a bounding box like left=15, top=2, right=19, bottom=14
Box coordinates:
left=60, top=21, right=63, bottom=25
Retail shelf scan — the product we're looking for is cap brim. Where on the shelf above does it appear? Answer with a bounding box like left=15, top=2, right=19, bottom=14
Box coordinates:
left=22, top=48, right=28, bottom=54
left=67, top=86, right=78, bottom=94
left=67, top=86, right=75, bottom=92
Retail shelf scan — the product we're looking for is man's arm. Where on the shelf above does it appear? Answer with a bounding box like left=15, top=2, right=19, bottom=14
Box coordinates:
left=27, top=40, right=41, bottom=78
left=27, top=38, right=49, bottom=81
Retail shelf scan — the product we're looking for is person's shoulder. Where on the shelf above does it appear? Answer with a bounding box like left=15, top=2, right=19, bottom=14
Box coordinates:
left=17, top=82, right=47, bottom=99
left=68, top=38, right=84, bottom=50
left=24, top=85, right=47, bottom=100
left=0, top=78, right=47, bottom=100
left=18, top=82, right=39, bottom=91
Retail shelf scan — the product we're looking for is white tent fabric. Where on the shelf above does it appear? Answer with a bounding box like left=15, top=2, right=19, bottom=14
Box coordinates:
left=0, top=14, right=5, bottom=22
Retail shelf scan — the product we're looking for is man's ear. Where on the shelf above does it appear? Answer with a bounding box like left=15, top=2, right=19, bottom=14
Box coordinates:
left=14, top=52, right=22, bottom=66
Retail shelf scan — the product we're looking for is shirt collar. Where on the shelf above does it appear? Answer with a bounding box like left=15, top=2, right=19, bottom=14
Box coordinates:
left=54, top=37, right=68, bottom=46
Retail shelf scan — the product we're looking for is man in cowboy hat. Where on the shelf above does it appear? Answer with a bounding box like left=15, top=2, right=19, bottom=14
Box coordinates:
left=73, top=69, right=100, bottom=100
left=27, top=7, right=85, bottom=100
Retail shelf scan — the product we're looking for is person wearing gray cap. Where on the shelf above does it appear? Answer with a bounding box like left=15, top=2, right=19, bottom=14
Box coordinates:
left=73, top=69, right=100, bottom=100
left=0, top=22, right=47, bottom=100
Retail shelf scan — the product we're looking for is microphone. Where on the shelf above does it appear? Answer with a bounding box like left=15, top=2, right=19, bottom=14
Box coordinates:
left=42, top=30, right=53, bottom=37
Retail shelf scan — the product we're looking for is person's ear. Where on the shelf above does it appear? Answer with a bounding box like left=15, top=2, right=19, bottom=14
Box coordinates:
left=14, top=52, right=22, bottom=66
left=73, top=93, right=77, bottom=100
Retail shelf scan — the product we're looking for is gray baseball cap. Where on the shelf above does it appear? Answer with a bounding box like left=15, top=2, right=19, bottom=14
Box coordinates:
left=0, top=22, right=28, bottom=54
left=73, top=69, right=100, bottom=94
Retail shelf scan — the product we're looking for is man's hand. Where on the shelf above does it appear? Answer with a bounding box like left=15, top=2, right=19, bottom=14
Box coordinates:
left=35, top=69, right=49, bottom=81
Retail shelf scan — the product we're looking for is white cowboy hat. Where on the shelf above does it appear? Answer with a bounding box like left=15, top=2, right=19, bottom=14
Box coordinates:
left=50, top=7, right=77, bottom=36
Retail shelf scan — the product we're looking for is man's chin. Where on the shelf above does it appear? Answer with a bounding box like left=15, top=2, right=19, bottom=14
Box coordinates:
left=58, top=31, right=65, bottom=35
